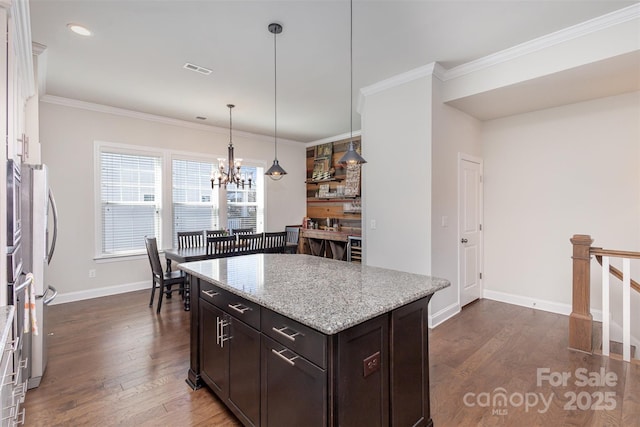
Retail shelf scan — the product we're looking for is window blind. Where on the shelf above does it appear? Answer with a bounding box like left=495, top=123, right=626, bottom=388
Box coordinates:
left=172, top=159, right=219, bottom=247
left=226, top=166, right=262, bottom=232
left=100, top=151, right=162, bottom=255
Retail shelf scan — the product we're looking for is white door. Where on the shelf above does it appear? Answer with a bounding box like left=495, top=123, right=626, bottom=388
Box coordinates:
left=459, top=156, right=482, bottom=307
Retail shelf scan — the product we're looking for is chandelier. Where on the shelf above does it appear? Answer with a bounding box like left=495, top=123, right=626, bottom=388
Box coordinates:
left=211, top=104, right=252, bottom=189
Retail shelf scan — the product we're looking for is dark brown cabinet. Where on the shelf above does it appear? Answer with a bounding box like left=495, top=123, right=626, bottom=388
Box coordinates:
left=199, top=290, right=261, bottom=426
left=261, top=335, right=326, bottom=427
left=390, top=298, right=432, bottom=427
left=200, top=300, right=227, bottom=395
left=189, top=274, right=435, bottom=427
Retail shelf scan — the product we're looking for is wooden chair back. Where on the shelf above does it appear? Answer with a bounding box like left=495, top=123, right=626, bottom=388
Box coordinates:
left=264, top=231, right=287, bottom=253
left=206, top=235, right=237, bottom=258
left=238, top=233, right=264, bottom=255
left=231, top=227, right=254, bottom=236
left=145, top=237, right=163, bottom=280
left=177, top=231, right=205, bottom=248
left=205, top=229, right=227, bottom=239
left=284, top=225, right=300, bottom=254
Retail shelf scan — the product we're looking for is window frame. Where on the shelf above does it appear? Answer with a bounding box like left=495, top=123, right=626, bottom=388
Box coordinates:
left=94, top=141, right=266, bottom=261
left=94, top=141, right=164, bottom=260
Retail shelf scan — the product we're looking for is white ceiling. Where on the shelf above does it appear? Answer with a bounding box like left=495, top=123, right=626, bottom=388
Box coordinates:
left=29, top=0, right=638, bottom=143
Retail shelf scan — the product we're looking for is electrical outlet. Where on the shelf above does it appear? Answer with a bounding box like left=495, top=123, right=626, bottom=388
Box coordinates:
left=370, top=219, right=377, bottom=230
left=89, top=269, right=96, bottom=278
left=363, top=351, right=381, bottom=377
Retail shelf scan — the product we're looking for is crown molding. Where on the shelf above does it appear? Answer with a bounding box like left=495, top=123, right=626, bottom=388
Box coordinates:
left=32, top=42, right=48, bottom=96
left=360, top=62, right=438, bottom=99
left=40, top=94, right=303, bottom=146
left=443, top=3, right=640, bottom=81
left=306, top=130, right=362, bottom=148
left=32, top=41, right=47, bottom=55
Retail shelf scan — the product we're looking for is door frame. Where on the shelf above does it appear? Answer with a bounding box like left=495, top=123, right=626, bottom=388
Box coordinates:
left=457, top=153, right=484, bottom=307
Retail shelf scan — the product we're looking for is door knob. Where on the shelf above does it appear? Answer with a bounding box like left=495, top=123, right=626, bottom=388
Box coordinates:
left=460, top=238, right=468, bottom=243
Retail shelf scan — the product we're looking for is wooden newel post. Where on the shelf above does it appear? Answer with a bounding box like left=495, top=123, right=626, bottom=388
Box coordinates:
left=569, top=234, right=593, bottom=353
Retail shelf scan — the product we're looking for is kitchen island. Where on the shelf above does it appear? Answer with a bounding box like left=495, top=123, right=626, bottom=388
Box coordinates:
left=179, top=254, right=449, bottom=427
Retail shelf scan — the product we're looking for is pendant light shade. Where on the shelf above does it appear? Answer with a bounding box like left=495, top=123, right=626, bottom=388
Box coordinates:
left=338, top=0, right=366, bottom=166
left=265, top=159, right=287, bottom=180
left=265, top=22, right=287, bottom=180
left=338, top=140, right=367, bottom=165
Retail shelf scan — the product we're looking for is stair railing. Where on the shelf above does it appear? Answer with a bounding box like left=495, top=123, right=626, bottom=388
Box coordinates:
left=570, top=234, right=639, bottom=362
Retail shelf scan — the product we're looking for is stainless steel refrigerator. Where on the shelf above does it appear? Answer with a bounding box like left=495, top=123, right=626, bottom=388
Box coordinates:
left=21, top=164, right=58, bottom=389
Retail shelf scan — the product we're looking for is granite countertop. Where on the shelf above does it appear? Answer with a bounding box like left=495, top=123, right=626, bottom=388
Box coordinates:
left=0, top=305, right=15, bottom=352
left=179, top=254, right=450, bottom=335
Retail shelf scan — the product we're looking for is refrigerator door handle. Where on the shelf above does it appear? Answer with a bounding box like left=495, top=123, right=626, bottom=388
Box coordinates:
left=47, top=188, right=58, bottom=265
left=36, top=285, right=58, bottom=305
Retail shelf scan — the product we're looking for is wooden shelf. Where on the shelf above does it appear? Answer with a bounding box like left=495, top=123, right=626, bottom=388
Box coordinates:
left=306, top=137, right=362, bottom=235
left=307, top=197, right=359, bottom=202
left=305, top=178, right=343, bottom=184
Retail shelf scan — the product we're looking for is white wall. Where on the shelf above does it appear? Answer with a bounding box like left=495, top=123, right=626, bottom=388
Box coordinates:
left=482, top=91, right=640, bottom=316
left=361, top=75, right=432, bottom=275
left=430, top=78, right=482, bottom=324
left=39, top=100, right=306, bottom=301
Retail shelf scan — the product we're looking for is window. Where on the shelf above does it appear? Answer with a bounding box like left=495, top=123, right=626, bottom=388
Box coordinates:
left=95, top=142, right=265, bottom=259
left=100, top=150, right=162, bottom=256
left=172, top=159, right=219, bottom=247
left=226, top=166, right=262, bottom=232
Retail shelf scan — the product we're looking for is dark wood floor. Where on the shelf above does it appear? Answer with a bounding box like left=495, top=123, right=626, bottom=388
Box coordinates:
left=22, top=291, right=639, bottom=426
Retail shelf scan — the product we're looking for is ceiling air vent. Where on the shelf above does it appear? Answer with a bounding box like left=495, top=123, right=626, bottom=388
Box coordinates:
left=183, top=62, right=212, bottom=75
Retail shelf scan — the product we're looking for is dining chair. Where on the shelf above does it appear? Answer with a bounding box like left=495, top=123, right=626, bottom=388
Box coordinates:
left=264, top=231, right=287, bottom=253
left=177, top=230, right=205, bottom=248
left=145, top=236, right=188, bottom=313
left=238, top=233, right=264, bottom=255
left=284, top=225, right=300, bottom=254
left=206, top=235, right=237, bottom=258
left=231, top=227, right=254, bottom=236
left=205, top=229, right=227, bottom=239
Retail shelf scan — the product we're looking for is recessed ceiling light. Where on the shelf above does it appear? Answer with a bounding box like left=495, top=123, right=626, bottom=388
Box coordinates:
left=67, top=23, right=92, bottom=36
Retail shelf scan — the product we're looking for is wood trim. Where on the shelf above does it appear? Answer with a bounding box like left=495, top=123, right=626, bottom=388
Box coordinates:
left=569, top=234, right=593, bottom=353
left=590, top=248, right=640, bottom=260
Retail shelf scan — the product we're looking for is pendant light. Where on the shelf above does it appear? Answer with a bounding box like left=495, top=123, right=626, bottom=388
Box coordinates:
left=211, top=104, right=252, bottom=189
left=338, top=0, right=367, bottom=166
left=265, top=22, right=287, bottom=180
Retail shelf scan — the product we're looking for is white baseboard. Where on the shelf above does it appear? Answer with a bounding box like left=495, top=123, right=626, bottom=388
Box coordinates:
left=428, top=302, right=460, bottom=328
left=482, top=289, right=605, bottom=321
left=50, top=281, right=149, bottom=305
left=482, top=289, right=640, bottom=350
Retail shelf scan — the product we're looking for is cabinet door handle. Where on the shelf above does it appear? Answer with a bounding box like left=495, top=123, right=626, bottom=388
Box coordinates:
left=272, top=326, right=302, bottom=342
left=202, top=289, right=219, bottom=298
left=216, top=316, right=231, bottom=347
left=228, top=303, right=250, bottom=314
left=216, top=316, right=221, bottom=346
left=271, top=348, right=298, bottom=366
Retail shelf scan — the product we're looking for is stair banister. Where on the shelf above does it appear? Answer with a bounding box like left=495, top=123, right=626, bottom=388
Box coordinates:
left=571, top=235, right=639, bottom=361
left=569, top=234, right=594, bottom=353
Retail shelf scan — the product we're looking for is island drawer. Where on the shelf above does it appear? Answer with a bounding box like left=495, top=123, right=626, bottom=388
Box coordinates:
left=200, top=281, right=260, bottom=330
left=262, top=309, right=327, bottom=369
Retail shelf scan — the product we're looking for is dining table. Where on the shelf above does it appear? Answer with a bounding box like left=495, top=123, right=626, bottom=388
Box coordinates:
left=163, top=246, right=214, bottom=312
left=163, top=246, right=211, bottom=273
